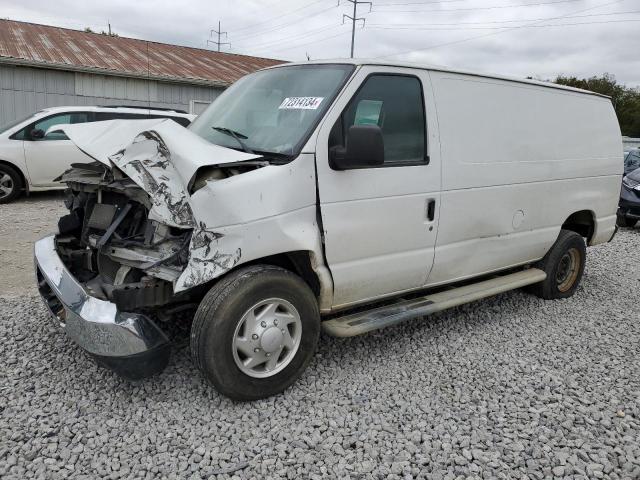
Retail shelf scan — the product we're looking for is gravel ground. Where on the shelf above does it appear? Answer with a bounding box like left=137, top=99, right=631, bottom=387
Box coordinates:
left=0, top=191, right=66, bottom=297
left=1, top=196, right=639, bottom=479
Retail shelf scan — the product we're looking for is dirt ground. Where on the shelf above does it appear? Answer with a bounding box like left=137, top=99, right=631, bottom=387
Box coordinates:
left=0, top=191, right=66, bottom=297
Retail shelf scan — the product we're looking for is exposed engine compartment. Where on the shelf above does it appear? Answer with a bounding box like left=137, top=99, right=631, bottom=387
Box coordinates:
left=56, top=162, right=192, bottom=311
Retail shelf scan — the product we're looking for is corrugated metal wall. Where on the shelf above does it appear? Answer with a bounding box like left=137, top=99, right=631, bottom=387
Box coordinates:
left=0, top=64, right=222, bottom=124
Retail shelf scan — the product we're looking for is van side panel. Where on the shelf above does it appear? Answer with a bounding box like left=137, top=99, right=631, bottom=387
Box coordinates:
left=426, top=71, right=621, bottom=287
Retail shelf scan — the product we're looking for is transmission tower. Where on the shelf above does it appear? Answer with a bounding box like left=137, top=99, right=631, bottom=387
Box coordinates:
left=208, top=21, right=230, bottom=52
left=343, top=0, right=371, bottom=58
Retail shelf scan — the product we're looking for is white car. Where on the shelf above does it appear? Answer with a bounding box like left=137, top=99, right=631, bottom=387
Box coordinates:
left=0, top=106, right=195, bottom=203
left=34, top=60, right=621, bottom=400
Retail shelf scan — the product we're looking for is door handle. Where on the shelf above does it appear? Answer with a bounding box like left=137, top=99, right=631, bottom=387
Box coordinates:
left=426, top=199, right=436, bottom=222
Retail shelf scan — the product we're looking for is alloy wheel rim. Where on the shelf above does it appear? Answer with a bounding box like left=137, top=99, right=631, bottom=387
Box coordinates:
left=231, top=298, right=302, bottom=378
left=0, top=173, right=14, bottom=199
left=556, top=248, right=580, bottom=292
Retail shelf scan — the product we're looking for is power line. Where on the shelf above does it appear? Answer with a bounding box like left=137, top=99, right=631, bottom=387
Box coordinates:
left=232, top=0, right=325, bottom=34
left=372, top=0, right=583, bottom=14
left=365, top=9, right=640, bottom=27
left=374, top=0, right=465, bottom=5
left=378, top=0, right=625, bottom=58
left=233, top=2, right=339, bottom=43
left=257, top=27, right=353, bottom=56
left=343, top=0, right=372, bottom=58
left=366, top=18, right=640, bottom=31
left=207, top=21, right=230, bottom=52
left=245, top=23, right=344, bottom=52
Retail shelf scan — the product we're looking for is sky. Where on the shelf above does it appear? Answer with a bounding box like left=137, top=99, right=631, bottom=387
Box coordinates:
left=1, top=0, right=639, bottom=86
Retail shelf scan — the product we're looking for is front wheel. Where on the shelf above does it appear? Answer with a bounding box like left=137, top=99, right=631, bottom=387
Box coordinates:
left=191, top=265, right=320, bottom=400
left=0, top=164, right=22, bottom=204
left=528, top=229, right=586, bottom=300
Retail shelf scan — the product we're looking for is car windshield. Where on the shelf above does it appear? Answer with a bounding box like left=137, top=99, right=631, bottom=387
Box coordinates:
left=188, top=64, right=354, bottom=157
left=0, top=112, right=38, bottom=135
left=624, top=150, right=640, bottom=174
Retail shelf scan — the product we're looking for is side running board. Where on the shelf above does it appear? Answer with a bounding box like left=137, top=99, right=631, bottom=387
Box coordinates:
left=322, top=268, right=546, bottom=337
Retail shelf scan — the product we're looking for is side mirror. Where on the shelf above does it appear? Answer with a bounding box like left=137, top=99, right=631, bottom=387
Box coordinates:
left=330, top=125, right=384, bottom=170
left=31, top=129, right=45, bottom=139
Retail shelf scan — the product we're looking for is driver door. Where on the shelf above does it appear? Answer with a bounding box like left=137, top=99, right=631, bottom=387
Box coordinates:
left=315, top=66, right=442, bottom=309
left=23, top=112, right=94, bottom=186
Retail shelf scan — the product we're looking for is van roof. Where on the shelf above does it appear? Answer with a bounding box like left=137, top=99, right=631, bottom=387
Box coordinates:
left=277, top=59, right=611, bottom=100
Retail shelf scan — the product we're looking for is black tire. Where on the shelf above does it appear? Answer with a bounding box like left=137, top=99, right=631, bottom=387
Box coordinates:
left=191, top=264, right=320, bottom=400
left=0, top=163, right=23, bottom=204
left=617, top=215, right=637, bottom=228
left=528, top=229, right=586, bottom=300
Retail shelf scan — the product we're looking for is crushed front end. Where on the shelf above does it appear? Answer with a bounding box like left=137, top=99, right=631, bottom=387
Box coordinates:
left=34, top=162, right=196, bottom=378
left=33, top=119, right=267, bottom=379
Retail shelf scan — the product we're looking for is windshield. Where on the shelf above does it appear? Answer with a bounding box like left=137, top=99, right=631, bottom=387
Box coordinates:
left=0, top=112, right=37, bottom=135
left=625, top=150, right=640, bottom=175
left=189, top=64, right=354, bottom=157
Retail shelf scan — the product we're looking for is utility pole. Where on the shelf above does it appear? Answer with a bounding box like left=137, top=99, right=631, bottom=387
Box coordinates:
left=343, top=0, right=371, bottom=58
left=207, top=21, right=230, bottom=52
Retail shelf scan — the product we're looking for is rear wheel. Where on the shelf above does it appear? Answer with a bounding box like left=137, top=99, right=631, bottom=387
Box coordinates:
left=191, top=265, right=320, bottom=400
left=0, top=164, right=22, bottom=204
left=528, top=229, right=586, bottom=300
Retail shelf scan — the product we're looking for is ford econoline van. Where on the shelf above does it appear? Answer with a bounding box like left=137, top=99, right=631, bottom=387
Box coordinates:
left=34, top=60, right=622, bottom=400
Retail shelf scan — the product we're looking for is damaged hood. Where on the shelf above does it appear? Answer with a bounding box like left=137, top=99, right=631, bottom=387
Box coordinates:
left=51, top=119, right=263, bottom=228
left=52, top=118, right=264, bottom=292
left=51, top=119, right=261, bottom=193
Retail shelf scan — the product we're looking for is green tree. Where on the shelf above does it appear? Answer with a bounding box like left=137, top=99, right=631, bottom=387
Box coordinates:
left=553, top=74, right=640, bottom=137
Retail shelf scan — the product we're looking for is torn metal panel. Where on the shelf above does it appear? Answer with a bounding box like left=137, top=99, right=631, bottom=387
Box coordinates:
left=176, top=225, right=242, bottom=291
left=175, top=206, right=321, bottom=293
left=108, top=130, right=195, bottom=228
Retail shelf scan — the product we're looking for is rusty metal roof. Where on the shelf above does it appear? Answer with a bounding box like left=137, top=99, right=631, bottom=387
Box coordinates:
left=0, top=19, right=284, bottom=87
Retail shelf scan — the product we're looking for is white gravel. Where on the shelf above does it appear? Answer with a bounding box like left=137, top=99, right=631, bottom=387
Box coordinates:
left=1, top=198, right=639, bottom=478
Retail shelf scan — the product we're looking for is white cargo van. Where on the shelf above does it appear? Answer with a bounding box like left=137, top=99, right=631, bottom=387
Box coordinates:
left=34, top=60, right=622, bottom=400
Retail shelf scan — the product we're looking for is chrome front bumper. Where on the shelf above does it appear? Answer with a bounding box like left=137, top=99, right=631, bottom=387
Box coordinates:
left=34, top=235, right=170, bottom=379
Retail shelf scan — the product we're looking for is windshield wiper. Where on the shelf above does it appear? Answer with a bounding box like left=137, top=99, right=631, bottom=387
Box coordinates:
left=211, top=126, right=254, bottom=154
left=251, top=150, right=292, bottom=165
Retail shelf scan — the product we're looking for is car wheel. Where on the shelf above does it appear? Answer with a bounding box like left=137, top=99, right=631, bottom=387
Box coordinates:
left=0, top=164, right=22, bottom=204
left=616, top=215, right=637, bottom=228
left=191, top=264, right=320, bottom=400
left=528, top=229, right=586, bottom=300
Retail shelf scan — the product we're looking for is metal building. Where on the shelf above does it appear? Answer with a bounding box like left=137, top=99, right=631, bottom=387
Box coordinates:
left=0, top=19, right=282, bottom=124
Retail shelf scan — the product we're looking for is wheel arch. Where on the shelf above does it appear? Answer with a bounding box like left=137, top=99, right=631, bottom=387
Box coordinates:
left=561, top=210, right=596, bottom=244
left=244, top=251, right=321, bottom=295
left=199, top=250, right=334, bottom=313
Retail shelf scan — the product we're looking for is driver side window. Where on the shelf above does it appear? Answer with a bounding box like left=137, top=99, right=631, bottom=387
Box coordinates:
left=330, top=74, right=427, bottom=166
